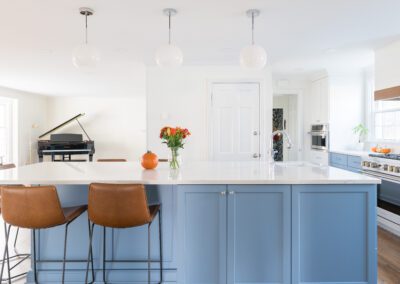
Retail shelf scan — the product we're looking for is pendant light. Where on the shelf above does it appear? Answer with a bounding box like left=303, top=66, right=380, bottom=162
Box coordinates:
left=72, top=7, right=100, bottom=70
left=240, top=9, right=267, bottom=69
left=155, top=8, right=183, bottom=68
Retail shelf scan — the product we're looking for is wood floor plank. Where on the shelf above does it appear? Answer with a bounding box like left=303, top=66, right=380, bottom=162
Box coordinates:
left=378, top=227, right=400, bottom=284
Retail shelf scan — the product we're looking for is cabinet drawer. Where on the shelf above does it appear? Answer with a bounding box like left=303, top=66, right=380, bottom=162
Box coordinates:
left=330, top=153, right=347, bottom=166
left=347, top=155, right=361, bottom=170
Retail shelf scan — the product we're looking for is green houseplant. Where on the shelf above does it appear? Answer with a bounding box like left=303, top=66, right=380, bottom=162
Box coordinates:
left=353, top=124, right=368, bottom=143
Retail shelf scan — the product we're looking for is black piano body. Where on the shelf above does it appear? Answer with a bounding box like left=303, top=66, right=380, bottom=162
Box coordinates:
left=37, top=114, right=95, bottom=162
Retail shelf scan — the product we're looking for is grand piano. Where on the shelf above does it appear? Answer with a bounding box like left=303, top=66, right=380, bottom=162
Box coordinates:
left=38, top=113, right=95, bottom=162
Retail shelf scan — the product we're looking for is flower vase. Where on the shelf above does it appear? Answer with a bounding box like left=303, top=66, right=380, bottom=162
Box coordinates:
left=169, top=147, right=181, bottom=169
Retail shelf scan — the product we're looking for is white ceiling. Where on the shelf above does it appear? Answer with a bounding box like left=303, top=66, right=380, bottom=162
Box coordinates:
left=0, top=0, right=399, bottom=96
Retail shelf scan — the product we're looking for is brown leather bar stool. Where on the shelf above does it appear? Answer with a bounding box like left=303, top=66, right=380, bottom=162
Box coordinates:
left=85, top=183, right=162, bottom=284
left=0, top=163, right=30, bottom=283
left=0, top=185, right=91, bottom=284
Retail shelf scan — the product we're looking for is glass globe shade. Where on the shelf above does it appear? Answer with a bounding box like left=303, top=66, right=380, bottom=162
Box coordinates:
left=72, top=43, right=100, bottom=70
left=240, top=45, right=267, bottom=69
left=155, top=44, right=183, bottom=68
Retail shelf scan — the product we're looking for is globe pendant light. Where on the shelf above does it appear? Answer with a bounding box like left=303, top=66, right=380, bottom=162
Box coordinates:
left=240, top=9, right=267, bottom=70
left=72, top=7, right=100, bottom=70
left=155, top=8, right=183, bottom=68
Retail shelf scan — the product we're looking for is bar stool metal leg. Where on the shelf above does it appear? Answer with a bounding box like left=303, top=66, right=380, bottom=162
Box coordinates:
left=103, top=226, right=106, bottom=283
left=148, top=223, right=151, bottom=284
left=13, top=227, right=20, bottom=254
left=33, top=229, right=38, bottom=283
left=85, top=221, right=95, bottom=284
left=62, top=221, right=71, bottom=284
left=1, top=223, right=12, bottom=284
left=159, top=208, right=163, bottom=284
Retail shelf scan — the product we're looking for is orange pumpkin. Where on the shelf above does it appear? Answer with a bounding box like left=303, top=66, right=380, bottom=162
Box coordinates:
left=141, top=151, right=158, bottom=169
left=371, top=147, right=377, bottom=153
left=380, top=148, right=391, bottom=154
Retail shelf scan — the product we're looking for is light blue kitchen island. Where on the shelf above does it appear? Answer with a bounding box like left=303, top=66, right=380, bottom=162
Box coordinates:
left=0, top=161, right=380, bottom=284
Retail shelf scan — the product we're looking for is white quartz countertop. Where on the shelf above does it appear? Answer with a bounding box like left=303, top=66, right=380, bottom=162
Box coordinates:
left=0, top=161, right=380, bottom=185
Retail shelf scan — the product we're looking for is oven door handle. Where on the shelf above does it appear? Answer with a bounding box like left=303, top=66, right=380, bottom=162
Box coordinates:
left=308, top=131, right=328, bottom=135
left=362, top=170, right=400, bottom=184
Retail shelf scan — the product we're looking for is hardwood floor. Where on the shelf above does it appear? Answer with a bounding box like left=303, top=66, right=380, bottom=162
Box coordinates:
left=378, top=227, right=400, bottom=284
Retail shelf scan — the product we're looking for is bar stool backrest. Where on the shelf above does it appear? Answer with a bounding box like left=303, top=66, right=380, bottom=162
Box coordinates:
left=1, top=186, right=66, bottom=229
left=88, top=183, right=152, bottom=228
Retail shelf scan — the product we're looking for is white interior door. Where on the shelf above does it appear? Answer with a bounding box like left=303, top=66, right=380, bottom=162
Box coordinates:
left=210, top=83, right=260, bottom=161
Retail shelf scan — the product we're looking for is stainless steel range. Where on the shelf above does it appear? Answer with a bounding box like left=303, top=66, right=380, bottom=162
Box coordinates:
left=362, top=153, right=400, bottom=235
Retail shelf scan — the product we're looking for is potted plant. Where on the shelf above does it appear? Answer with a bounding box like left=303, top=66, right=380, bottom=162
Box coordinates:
left=353, top=123, right=368, bottom=150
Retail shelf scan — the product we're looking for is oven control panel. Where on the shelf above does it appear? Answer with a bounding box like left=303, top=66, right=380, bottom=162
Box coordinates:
left=362, top=155, right=400, bottom=178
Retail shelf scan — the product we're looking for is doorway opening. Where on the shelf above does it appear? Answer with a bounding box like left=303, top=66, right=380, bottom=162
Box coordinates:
left=272, top=94, right=300, bottom=161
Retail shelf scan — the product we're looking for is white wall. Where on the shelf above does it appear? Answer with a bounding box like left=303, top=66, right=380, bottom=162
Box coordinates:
left=147, top=66, right=273, bottom=161
left=0, top=86, right=48, bottom=165
left=329, top=74, right=365, bottom=150
left=46, top=96, right=146, bottom=161
left=375, top=39, right=400, bottom=90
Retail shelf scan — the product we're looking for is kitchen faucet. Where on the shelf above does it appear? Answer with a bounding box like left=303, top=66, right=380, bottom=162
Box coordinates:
left=268, top=130, right=293, bottom=162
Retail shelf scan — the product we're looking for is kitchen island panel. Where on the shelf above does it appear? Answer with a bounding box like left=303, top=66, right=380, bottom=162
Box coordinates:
left=292, top=184, right=377, bottom=284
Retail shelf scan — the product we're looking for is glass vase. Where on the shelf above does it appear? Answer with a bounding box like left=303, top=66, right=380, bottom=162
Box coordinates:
left=169, top=147, right=181, bottom=169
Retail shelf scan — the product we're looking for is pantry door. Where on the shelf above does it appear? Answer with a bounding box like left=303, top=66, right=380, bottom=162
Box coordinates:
left=210, top=83, right=260, bottom=161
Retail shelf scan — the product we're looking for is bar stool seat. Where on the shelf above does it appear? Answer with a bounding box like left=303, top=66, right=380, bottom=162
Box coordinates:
left=1, top=186, right=90, bottom=284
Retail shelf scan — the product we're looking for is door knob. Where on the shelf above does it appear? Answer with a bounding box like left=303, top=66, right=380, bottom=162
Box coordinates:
left=253, top=153, right=260, bottom=158
left=229, top=191, right=235, bottom=195
left=253, top=131, right=258, bottom=136
left=220, top=191, right=226, bottom=196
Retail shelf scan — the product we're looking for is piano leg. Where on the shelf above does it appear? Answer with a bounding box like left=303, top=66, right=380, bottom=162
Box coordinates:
left=39, top=156, right=43, bottom=163
left=89, top=154, right=93, bottom=162
left=52, top=154, right=55, bottom=162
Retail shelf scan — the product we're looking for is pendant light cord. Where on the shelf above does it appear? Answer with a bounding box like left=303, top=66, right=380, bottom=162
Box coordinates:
left=85, top=11, right=88, bottom=44
left=168, top=11, right=172, bottom=45
left=251, top=12, right=255, bottom=45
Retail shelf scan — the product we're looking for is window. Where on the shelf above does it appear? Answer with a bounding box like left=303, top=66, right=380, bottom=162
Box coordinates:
left=0, top=97, right=15, bottom=164
left=373, top=100, right=400, bottom=141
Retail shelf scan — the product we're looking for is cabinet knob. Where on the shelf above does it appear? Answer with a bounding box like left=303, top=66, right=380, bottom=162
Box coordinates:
left=229, top=191, right=235, bottom=195
left=220, top=191, right=226, bottom=196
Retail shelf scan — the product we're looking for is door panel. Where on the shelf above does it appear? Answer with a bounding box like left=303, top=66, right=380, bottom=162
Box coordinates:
left=178, top=185, right=227, bottom=284
left=227, top=185, right=291, bottom=284
left=211, top=83, right=260, bottom=161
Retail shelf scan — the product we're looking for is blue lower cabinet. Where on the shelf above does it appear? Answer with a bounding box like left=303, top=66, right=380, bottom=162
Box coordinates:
left=177, top=185, right=227, bottom=284
left=178, top=185, right=291, bottom=284
left=227, top=185, right=291, bottom=284
left=292, top=185, right=377, bottom=284
left=330, top=152, right=362, bottom=173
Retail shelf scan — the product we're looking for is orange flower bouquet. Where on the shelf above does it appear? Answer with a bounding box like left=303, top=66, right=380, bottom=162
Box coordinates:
left=160, top=126, right=191, bottom=169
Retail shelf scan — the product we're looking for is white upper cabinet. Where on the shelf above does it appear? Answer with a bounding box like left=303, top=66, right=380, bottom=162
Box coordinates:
left=309, top=76, right=330, bottom=124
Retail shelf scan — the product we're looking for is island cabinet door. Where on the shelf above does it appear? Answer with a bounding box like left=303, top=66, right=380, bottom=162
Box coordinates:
left=177, top=185, right=228, bottom=284
left=292, top=185, right=377, bottom=284
left=227, top=185, right=291, bottom=284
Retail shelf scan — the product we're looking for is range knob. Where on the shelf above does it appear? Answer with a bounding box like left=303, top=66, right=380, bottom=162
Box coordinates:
left=363, top=161, right=371, bottom=167
left=371, top=162, right=380, bottom=168
left=383, top=164, right=389, bottom=171
left=389, top=165, right=395, bottom=172
left=395, top=167, right=400, bottom=173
